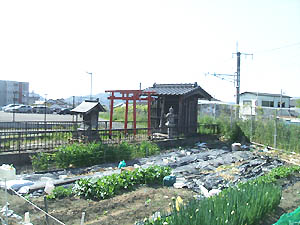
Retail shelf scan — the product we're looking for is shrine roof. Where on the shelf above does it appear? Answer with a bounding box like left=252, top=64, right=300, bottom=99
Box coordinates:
left=144, top=82, right=212, bottom=100
left=71, top=100, right=106, bottom=114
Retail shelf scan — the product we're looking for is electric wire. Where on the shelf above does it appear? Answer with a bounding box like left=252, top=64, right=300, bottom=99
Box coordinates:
left=254, top=41, right=300, bottom=54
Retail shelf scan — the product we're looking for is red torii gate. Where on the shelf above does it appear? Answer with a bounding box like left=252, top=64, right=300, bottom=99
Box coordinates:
left=105, top=90, right=156, bottom=137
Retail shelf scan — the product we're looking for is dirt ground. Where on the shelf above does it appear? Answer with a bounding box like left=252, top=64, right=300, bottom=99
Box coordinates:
left=259, top=174, right=300, bottom=225
left=1, top=178, right=300, bottom=225
left=0, top=186, right=195, bottom=225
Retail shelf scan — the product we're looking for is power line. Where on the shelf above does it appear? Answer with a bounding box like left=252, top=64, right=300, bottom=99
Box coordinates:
left=205, top=72, right=236, bottom=84
left=254, top=41, right=300, bottom=54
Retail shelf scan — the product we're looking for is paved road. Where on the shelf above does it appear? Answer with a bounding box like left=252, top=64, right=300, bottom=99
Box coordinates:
left=0, top=111, right=80, bottom=122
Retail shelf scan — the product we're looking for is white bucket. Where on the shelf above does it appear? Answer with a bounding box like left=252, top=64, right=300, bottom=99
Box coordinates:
left=0, top=164, right=16, bottom=180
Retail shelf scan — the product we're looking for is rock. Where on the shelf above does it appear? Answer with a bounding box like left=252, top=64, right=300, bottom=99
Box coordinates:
left=201, top=174, right=224, bottom=190
left=232, top=143, right=241, bottom=151
left=196, top=142, right=207, bottom=148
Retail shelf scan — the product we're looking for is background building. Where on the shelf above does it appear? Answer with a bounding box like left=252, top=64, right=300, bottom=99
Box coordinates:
left=240, top=92, right=291, bottom=108
left=0, top=80, right=29, bottom=107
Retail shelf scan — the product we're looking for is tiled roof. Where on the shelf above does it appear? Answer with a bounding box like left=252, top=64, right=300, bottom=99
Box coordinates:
left=71, top=100, right=106, bottom=113
left=144, top=83, right=212, bottom=99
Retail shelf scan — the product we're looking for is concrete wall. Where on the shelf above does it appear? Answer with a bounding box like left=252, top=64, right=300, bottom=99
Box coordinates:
left=0, top=152, right=33, bottom=167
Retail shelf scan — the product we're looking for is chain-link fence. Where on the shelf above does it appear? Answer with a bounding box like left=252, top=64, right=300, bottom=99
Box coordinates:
left=198, top=103, right=300, bottom=153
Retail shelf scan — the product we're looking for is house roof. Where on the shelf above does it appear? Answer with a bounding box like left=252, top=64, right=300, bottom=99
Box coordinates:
left=240, top=92, right=291, bottom=98
left=144, top=82, right=212, bottom=100
left=71, top=100, right=106, bottom=114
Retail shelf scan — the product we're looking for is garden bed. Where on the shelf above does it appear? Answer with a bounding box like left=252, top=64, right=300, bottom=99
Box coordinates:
left=1, top=138, right=300, bottom=224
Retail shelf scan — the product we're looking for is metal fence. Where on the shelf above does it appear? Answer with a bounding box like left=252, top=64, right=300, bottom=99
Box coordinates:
left=0, top=128, right=152, bottom=153
left=0, top=120, right=148, bottom=132
left=0, top=119, right=217, bottom=153
left=198, top=103, right=300, bottom=153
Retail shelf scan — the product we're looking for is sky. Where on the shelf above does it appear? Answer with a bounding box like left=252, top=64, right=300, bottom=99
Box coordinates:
left=0, top=0, right=299, bottom=102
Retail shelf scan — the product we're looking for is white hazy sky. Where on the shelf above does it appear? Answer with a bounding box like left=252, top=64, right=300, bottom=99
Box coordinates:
left=0, top=0, right=299, bottom=102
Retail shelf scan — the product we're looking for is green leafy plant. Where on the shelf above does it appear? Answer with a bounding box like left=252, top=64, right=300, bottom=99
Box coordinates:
left=46, top=186, right=73, bottom=200
left=73, top=166, right=171, bottom=200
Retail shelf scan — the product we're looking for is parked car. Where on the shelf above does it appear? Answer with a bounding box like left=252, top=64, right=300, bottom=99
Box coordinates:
left=2, top=104, right=21, bottom=112
left=12, top=105, right=33, bottom=113
left=58, top=108, right=72, bottom=115
left=32, top=106, right=53, bottom=114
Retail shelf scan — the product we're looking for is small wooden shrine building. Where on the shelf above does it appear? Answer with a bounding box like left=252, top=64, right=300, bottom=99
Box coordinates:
left=144, top=83, right=212, bottom=135
left=71, top=99, right=106, bottom=141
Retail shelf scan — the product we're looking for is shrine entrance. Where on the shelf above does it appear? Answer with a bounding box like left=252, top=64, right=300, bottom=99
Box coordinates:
left=105, top=90, right=156, bottom=137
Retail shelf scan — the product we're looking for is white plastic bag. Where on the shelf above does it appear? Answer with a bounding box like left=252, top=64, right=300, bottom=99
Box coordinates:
left=44, top=180, right=55, bottom=194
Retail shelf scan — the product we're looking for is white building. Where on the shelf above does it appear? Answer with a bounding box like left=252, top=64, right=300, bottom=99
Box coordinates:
left=240, top=92, right=292, bottom=117
left=0, top=80, right=29, bottom=107
left=240, top=92, right=291, bottom=108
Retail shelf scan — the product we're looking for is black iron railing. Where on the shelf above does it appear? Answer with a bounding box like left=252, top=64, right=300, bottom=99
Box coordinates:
left=0, top=121, right=220, bottom=153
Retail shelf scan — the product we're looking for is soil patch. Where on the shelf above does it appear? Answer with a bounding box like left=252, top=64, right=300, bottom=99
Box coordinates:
left=259, top=174, right=300, bottom=225
left=2, top=179, right=300, bottom=225
left=0, top=186, right=195, bottom=225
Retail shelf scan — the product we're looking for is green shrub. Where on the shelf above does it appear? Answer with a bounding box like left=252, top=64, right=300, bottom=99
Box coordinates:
left=199, top=115, right=300, bottom=152
left=54, top=142, right=104, bottom=168
left=32, top=141, right=161, bottom=171
left=31, top=152, right=54, bottom=171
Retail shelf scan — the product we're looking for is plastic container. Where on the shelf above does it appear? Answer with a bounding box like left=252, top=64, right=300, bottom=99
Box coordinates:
left=163, top=175, right=176, bottom=187
left=0, top=164, right=16, bottom=180
left=118, top=160, right=126, bottom=169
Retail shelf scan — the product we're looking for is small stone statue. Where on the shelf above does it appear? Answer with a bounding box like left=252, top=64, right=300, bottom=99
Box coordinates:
left=165, top=107, right=176, bottom=138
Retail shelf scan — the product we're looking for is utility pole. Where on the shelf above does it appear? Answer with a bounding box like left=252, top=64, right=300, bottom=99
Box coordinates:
left=13, top=91, right=17, bottom=122
left=86, top=72, right=93, bottom=100
left=232, top=51, right=253, bottom=105
left=236, top=52, right=241, bottom=105
left=72, top=96, right=75, bottom=122
left=44, top=94, right=48, bottom=123
left=206, top=50, right=253, bottom=105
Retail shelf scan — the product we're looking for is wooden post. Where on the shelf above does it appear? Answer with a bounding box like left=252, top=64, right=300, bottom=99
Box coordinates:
left=159, top=97, right=165, bottom=132
left=80, top=212, right=85, bottom=225
left=44, top=196, right=50, bottom=225
left=109, top=92, right=114, bottom=136
left=124, top=93, right=129, bottom=134
left=133, top=96, right=137, bottom=135
left=147, top=94, right=151, bottom=137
